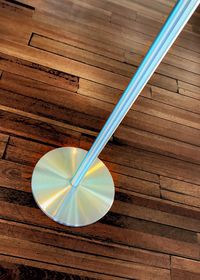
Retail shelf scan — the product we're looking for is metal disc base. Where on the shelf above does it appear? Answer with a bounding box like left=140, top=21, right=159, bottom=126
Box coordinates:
left=31, top=147, right=115, bottom=227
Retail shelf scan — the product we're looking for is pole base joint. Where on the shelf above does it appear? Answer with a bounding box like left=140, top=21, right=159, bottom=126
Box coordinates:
left=31, top=147, right=115, bottom=227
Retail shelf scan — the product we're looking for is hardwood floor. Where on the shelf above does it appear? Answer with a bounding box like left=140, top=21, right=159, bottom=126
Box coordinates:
left=0, top=0, right=199, bottom=279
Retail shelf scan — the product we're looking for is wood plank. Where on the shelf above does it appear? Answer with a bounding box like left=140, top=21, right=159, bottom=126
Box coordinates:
left=5, top=145, right=52, bottom=167
left=178, top=80, right=200, bottom=100
left=4, top=137, right=148, bottom=191
left=0, top=72, right=109, bottom=130
left=2, top=138, right=198, bottom=230
left=8, top=136, right=54, bottom=153
left=2, top=71, right=199, bottom=148
left=1, top=237, right=134, bottom=278
left=0, top=109, right=81, bottom=146
left=113, top=172, right=160, bottom=197
left=0, top=38, right=130, bottom=90
left=30, top=33, right=178, bottom=91
left=108, top=0, right=170, bottom=19
left=124, top=110, right=200, bottom=147
left=32, top=17, right=126, bottom=62
left=0, top=4, right=184, bottom=94
left=69, top=0, right=113, bottom=20
left=178, top=80, right=200, bottom=94
left=80, top=136, right=200, bottom=185
left=0, top=260, right=100, bottom=280
left=78, top=77, right=123, bottom=102
left=4, top=99, right=198, bottom=175
left=122, top=29, right=200, bottom=74
left=117, top=189, right=200, bottom=221
left=136, top=11, right=200, bottom=40
left=0, top=139, right=199, bottom=260
left=4, top=144, right=160, bottom=197
left=139, top=17, right=200, bottom=52
left=78, top=78, right=200, bottom=147
left=78, top=81, right=200, bottom=151
left=3, top=0, right=35, bottom=11
left=33, top=0, right=138, bottom=35
left=123, top=29, right=200, bottom=64
left=2, top=172, right=200, bottom=223
left=0, top=72, right=153, bottom=119
left=79, top=76, right=199, bottom=128
left=30, top=0, right=111, bottom=20
left=114, top=191, right=200, bottom=232
left=0, top=201, right=199, bottom=259
left=0, top=8, right=32, bottom=44
left=161, top=189, right=200, bottom=209
left=0, top=256, right=124, bottom=280
left=0, top=53, right=79, bottom=92
left=0, top=159, right=32, bottom=192
left=0, top=87, right=106, bottom=133
left=179, top=88, right=200, bottom=101
left=1, top=154, right=200, bottom=233
left=58, top=0, right=112, bottom=21
left=125, top=51, right=200, bottom=87
left=114, top=125, right=200, bottom=164
left=1, top=237, right=170, bottom=279
left=33, top=6, right=200, bottom=64
left=130, top=97, right=200, bottom=130
left=30, top=27, right=195, bottom=93
left=8, top=135, right=160, bottom=184
left=120, top=16, right=200, bottom=55
left=2, top=155, right=199, bottom=233
left=0, top=132, right=9, bottom=143
left=0, top=103, right=98, bottom=137
left=0, top=219, right=170, bottom=269
left=4, top=135, right=199, bottom=202
left=151, top=86, right=200, bottom=114
left=171, top=257, right=200, bottom=280
left=160, top=177, right=200, bottom=199
left=70, top=0, right=138, bottom=20
left=0, top=71, right=98, bottom=138
left=115, top=85, right=195, bottom=128
left=0, top=49, right=197, bottom=164
left=30, top=33, right=133, bottom=77
left=0, top=0, right=34, bottom=17
left=136, top=9, right=199, bottom=36
left=4, top=143, right=161, bottom=198
left=171, top=269, right=200, bottom=280
left=157, top=58, right=200, bottom=87
left=114, top=14, right=199, bottom=71
left=55, top=1, right=200, bottom=55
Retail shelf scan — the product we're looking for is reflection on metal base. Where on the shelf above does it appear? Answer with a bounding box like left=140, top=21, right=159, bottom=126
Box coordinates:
left=31, top=147, right=115, bottom=227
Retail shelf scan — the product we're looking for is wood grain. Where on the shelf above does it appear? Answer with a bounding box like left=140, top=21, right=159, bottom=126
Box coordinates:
left=0, top=0, right=199, bottom=278
left=0, top=132, right=9, bottom=158
left=0, top=256, right=125, bottom=280
left=80, top=135, right=200, bottom=185
left=171, top=257, right=200, bottom=280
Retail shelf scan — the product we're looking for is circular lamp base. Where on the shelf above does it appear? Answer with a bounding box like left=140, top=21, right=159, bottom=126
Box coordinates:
left=31, top=147, right=115, bottom=227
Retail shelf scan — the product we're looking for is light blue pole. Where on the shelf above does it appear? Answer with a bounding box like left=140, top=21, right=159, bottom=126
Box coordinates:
left=71, top=0, right=199, bottom=188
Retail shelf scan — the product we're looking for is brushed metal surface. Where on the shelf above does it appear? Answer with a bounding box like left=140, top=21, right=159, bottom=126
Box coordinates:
left=32, top=147, right=115, bottom=227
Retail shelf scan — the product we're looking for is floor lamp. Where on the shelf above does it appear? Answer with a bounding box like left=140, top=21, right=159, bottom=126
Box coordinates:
left=32, top=0, right=200, bottom=227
